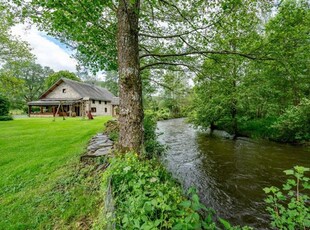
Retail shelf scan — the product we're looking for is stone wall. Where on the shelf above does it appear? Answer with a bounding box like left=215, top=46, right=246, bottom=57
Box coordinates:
left=89, top=100, right=113, bottom=116
left=46, top=82, right=80, bottom=99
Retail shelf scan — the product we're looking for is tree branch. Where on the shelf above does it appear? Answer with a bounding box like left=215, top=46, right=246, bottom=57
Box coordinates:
left=140, top=61, right=196, bottom=71
left=139, top=25, right=212, bottom=39
left=148, top=78, right=174, bottom=91
left=140, top=50, right=275, bottom=61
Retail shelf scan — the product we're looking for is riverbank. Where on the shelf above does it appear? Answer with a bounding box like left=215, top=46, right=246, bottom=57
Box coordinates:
left=97, top=153, right=217, bottom=229
left=157, top=118, right=309, bottom=228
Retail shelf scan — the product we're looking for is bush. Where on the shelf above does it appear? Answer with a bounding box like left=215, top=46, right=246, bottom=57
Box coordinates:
left=0, top=115, right=13, bottom=121
left=156, top=108, right=171, bottom=120
left=102, top=153, right=217, bottom=229
left=264, top=166, right=310, bottom=229
left=271, top=98, right=310, bottom=143
left=104, top=119, right=119, bottom=142
left=0, top=94, right=10, bottom=116
left=237, top=117, right=277, bottom=139
left=143, top=113, right=166, bottom=159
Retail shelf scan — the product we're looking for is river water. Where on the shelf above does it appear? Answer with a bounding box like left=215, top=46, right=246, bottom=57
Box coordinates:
left=157, top=118, right=309, bottom=229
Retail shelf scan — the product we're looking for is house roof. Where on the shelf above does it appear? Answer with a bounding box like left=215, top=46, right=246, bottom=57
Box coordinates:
left=40, top=78, right=119, bottom=103
left=28, top=100, right=78, bottom=106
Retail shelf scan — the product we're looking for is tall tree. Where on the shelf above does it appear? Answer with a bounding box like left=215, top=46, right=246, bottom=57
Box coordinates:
left=190, top=0, right=267, bottom=134
left=45, top=70, right=80, bottom=89
left=0, top=3, right=33, bottom=65
left=2, top=61, right=54, bottom=102
left=13, top=0, right=273, bottom=153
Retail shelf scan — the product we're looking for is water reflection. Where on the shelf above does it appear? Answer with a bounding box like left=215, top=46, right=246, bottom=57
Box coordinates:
left=157, top=118, right=309, bottom=229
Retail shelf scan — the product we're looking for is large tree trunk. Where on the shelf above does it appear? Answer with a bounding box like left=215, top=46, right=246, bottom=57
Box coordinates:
left=117, top=0, right=143, bottom=153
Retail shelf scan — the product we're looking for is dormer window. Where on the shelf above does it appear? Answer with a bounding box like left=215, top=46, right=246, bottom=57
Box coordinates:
left=62, top=88, right=66, bottom=93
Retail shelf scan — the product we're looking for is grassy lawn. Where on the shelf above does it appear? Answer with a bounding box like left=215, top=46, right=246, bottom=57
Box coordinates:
left=0, top=116, right=111, bottom=229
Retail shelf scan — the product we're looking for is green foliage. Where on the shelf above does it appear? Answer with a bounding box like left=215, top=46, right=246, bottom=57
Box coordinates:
left=271, top=98, right=310, bottom=143
left=0, top=94, right=10, bottom=116
left=0, top=115, right=13, bottom=121
left=237, top=117, right=277, bottom=139
left=264, top=166, right=310, bottom=229
left=0, top=3, right=33, bottom=65
left=103, top=152, right=217, bottom=229
left=1, top=61, right=54, bottom=105
left=143, top=112, right=166, bottom=159
left=45, top=70, right=80, bottom=89
left=189, top=0, right=310, bottom=144
left=100, top=70, right=118, bottom=96
left=156, top=108, right=171, bottom=120
left=108, top=131, right=119, bottom=142
left=0, top=73, right=25, bottom=109
left=104, top=119, right=119, bottom=142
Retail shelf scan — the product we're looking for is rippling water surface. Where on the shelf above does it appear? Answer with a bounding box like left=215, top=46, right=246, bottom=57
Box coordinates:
left=157, top=118, right=309, bottom=229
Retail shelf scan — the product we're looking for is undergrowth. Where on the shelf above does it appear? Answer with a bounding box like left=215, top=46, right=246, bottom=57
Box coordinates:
left=97, top=153, right=252, bottom=230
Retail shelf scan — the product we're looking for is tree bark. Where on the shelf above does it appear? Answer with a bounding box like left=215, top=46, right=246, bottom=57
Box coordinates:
left=117, top=0, right=143, bottom=153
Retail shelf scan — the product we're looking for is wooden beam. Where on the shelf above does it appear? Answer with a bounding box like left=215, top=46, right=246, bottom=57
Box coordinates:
left=28, top=105, right=31, bottom=117
left=53, top=103, right=61, bottom=122
left=61, top=102, right=65, bottom=120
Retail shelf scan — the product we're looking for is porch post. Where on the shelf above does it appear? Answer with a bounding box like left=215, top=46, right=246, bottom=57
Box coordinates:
left=69, top=105, right=72, bottom=117
left=52, top=106, right=56, bottom=117
left=28, top=105, right=32, bottom=117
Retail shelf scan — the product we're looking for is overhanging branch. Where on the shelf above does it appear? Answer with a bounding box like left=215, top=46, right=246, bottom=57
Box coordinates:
left=140, top=50, right=275, bottom=61
left=140, top=61, right=195, bottom=71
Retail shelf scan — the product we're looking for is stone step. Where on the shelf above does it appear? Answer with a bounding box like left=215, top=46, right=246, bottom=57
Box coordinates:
left=81, top=133, right=114, bottom=160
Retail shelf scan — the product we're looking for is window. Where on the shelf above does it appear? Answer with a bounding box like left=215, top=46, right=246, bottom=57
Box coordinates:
left=92, top=100, right=95, bottom=104
left=62, top=88, right=66, bottom=93
left=99, top=100, right=101, bottom=104
left=105, top=108, right=107, bottom=113
left=104, top=101, right=107, bottom=105
left=91, top=107, right=96, bottom=112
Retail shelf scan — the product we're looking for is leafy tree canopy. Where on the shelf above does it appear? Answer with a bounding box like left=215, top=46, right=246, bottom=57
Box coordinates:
left=0, top=3, right=33, bottom=65
left=12, top=0, right=273, bottom=73
left=45, top=70, right=80, bottom=89
left=1, top=61, right=54, bottom=103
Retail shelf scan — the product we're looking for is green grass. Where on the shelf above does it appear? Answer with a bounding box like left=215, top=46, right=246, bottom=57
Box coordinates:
left=0, top=116, right=111, bottom=229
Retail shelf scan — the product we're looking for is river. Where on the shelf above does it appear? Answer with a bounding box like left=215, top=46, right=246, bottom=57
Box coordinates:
left=157, top=118, right=309, bottom=229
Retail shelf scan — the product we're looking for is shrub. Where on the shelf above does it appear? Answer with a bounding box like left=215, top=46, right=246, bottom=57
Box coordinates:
left=156, top=108, right=170, bottom=120
left=0, top=115, right=13, bottom=121
left=0, top=94, right=10, bottom=116
left=143, top=113, right=166, bottom=159
left=271, top=98, right=310, bottom=143
left=104, top=119, right=119, bottom=142
left=102, top=153, right=217, bottom=229
left=264, top=166, right=310, bottom=229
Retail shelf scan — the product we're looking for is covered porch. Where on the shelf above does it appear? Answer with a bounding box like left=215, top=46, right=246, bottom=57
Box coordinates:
left=27, top=100, right=83, bottom=117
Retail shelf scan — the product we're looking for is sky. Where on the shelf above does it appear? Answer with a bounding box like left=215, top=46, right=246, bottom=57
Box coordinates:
left=11, top=24, right=78, bottom=72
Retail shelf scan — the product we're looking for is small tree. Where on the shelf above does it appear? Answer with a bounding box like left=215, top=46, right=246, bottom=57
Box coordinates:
left=0, top=94, right=12, bottom=120
left=0, top=94, right=9, bottom=116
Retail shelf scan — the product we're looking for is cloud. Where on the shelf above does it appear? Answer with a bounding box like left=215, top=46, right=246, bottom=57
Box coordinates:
left=11, top=24, right=78, bottom=72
